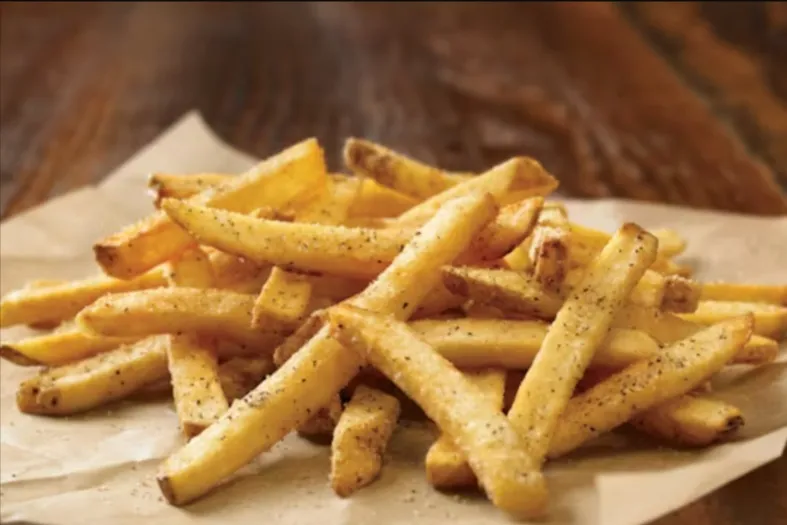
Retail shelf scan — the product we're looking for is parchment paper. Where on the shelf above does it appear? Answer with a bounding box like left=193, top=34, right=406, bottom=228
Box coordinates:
left=1, top=112, right=785, bottom=525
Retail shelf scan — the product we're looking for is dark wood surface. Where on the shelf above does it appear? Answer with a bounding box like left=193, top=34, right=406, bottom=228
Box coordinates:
left=0, top=2, right=785, bottom=524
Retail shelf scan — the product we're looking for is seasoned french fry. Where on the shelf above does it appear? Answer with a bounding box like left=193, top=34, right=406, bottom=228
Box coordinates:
left=17, top=336, right=170, bottom=416
left=661, top=275, right=702, bottom=313
left=442, top=267, right=563, bottom=320
left=328, top=306, right=547, bottom=519
left=156, top=193, right=499, bottom=506
left=294, top=175, right=360, bottom=225
left=413, top=282, right=465, bottom=319
left=94, top=138, right=327, bottom=279
left=344, top=138, right=460, bottom=199
left=166, top=334, right=228, bottom=438
left=678, top=301, right=787, bottom=338
left=455, top=197, right=543, bottom=265
left=331, top=385, right=400, bottom=497
left=349, top=178, right=418, bottom=218
left=252, top=268, right=312, bottom=329
left=548, top=316, right=753, bottom=458
left=613, top=303, right=778, bottom=365
left=165, top=246, right=215, bottom=288
left=564, top=264, right=666, bottom=308
left=77, top=288, right=286, bottom=353
left=161, top=195, right=537, bottom=279
left=409, top=319, right=660, bottom=370
left=394, top=157, right=558, bottom=226
left=297, top=395, right=343, bottom=440
left=1, top=329, right=137, bottom=367
left=217, top=356, right=275, bottom=402
left=148, top=173, right=233, bottom=206
left=652, top=228, right=687, bottom=258
left=425, top=369, right=506, bottom=490
left=507, top=223, right=657, bottom=463
left=0, top=267, right=168, bottom=328
left=630, top=395, right=744, bottom=447
left=700, top=283, right=787, bottom=306
left=502, top=236, right=534, bottom=272
left=529, top=205, right=570, bottom=291
left=207, top=248, right=270, bottom=290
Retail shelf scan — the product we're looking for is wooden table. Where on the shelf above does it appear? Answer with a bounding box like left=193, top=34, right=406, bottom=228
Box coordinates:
left=0, top=2, right=785, bottom=524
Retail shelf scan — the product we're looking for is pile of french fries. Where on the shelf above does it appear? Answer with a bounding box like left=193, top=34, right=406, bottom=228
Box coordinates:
left=1, top=138, right=785, bottom=519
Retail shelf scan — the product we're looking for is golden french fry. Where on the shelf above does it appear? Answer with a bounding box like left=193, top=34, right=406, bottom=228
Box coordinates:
left=94, top=138, right=327, bottom=279
left=529, top=206, right=570, bottom=291
left=252, top=268, right=312, bottom=329
left=77, top=288, right=286, bottom=353
left=425, top=369, right=506, bottom=490
left=507, top=223, right=657, bottom=463
left=395, top=157, right=557, bottom=226
left=678, top=301, right=787, bottom=338
left=409, top=319, right=660, bottom=370
left=297, top=395, right=343, bottom=440
left=700, top=283, right=787, bottom=306
left=652, top=228, right=687, bottom=258
left=217, top=356, right=275, bottom=402
left=165, top=246, right=215, bottom=288
left=0, top=267, right=168, bottom=328
left=331, top=385, right=400, bottom=497
left=294, top=175, right=361, bottom=225
left=442, top=267, right=563, bottom=320
left=564, top=264, right=666, bottom=308
left=148, top=173, right=233, bottom=206
left=161, top=195, right=536, bottom=279
left=455, top=197, right=543, bottom=265
left=613, top=303, right=778, bottom=365
left=1, top=329, right=137, bottom=367
left=17, top=336, right=169, bottom=416
left=156, top=193, right=499, bottom=506
left=349, top=178, right=418, bottom=218
left=630, top=395, right=744, bottom=447
left=207, top=248, right=270, bottom=290
left=344, top=138, right=460, bottom=199
left=328, top=305, right=547, bottom=519
left=166, top=334, right=228, bottom=438
left=548, top=316, right=753, bottom=458
left=661, top=275, right=702, bottom=313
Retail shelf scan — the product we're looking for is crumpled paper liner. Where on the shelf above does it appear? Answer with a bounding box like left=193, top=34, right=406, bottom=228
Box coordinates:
left=1, top=112, right=784, bottom=525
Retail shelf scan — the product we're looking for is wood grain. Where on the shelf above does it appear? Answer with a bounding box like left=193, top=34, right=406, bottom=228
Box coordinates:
left=0, top=3, right=785, bottom=524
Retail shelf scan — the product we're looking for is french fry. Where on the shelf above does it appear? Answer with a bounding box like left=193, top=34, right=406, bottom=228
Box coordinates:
left=331, top=385, right=401, bottom=497
left=661, top=275, right=702, bottom=313
left=328, top=306, right=547, bottom=519
left=652, top=228, right=687, bottom=258
left=156, top=193, right=499, bottom=506
left=394, top=157, right=558, bottom=226
left=700, top=283, right=787, bottom=306
left=17, top=336, right=170, bottom=416
left=529, top=205, right=570, bottom=291
left=297, top=394, right=343, bottom=440
left=630, top=395, right=745, bottom=447
left=294, top=175, right=360, bottom=225
left=252, top=268, right=312, bottom=329
left=167, top=334, right=228, bottom=438
left=613, top=303, right=779, bottom=365
left=455, top=197, right=543, bottom=265
left=76, top=288, right=286, bottom=353
left=408, top=319, right=661, bottom=370
left=349, top=178, right=418, bottom=218
left=678, top=301, right=787, bottom=338
left=148, top=173, right=233, bottom=206
left=548, top=316, right=753, bottom=458
left=0, top=267, right=168, bottom=328
left=165, top=246, right=215, bottom=288
left=413, top=282, right=465, bottom=319
left=161, top=195, right=538, bottom=279
left=507, top=224, right=658, bottom=463
left=425, top=369, right=506, bottom=490
left=1, top=329, right=137, bottom=367
left=564, top=264, right=666, bottom=308
left=344, top=138, right=460, bottom=199
left=442, top=267, right=563, bottom=320
left=217, top=356, right=275, bottom=401
left=94, top=138, right=327, bottom=279
left=207, top=248, right=270, bottom=290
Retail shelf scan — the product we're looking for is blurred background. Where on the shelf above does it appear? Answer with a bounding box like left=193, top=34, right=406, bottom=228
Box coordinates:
left=1, top=1, right=785, bottom=219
